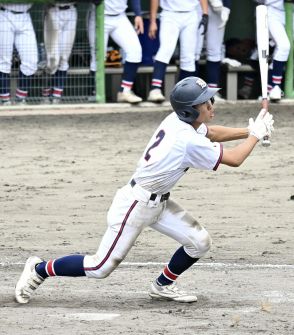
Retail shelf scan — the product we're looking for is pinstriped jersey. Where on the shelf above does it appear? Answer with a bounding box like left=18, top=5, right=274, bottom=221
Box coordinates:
left=132, top=112, right=223, bottom=194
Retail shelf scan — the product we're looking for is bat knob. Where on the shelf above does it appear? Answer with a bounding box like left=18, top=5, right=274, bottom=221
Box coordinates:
left=262, top=138, right=271, bottom=147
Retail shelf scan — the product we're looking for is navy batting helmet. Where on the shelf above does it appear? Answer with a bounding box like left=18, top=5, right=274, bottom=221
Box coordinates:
left=170, top=77, right=220, bottom=124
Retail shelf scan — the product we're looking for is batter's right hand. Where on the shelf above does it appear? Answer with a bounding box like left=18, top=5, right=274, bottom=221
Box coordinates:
left=248, top=112, right=274, bottom=140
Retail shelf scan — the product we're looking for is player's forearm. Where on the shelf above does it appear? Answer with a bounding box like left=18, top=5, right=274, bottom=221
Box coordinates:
left=130, top=0, right=142, bottom=17
left=221, top=136, right=259, bottom=167
left=207, top=125, right=249, bottom=142
left=149, top=0, right=159, bottom=22
left=200, top=0, right=209, bottom=14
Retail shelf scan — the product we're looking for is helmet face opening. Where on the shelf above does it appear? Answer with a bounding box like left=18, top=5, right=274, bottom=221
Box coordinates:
left=169, top=77, right=220, bottom=124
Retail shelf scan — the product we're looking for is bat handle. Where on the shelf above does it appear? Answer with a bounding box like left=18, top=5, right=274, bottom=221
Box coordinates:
left=261, top=98, right=271, bottom=147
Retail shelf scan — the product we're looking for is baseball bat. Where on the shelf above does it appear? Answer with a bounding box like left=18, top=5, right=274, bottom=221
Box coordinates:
left=256, top=4, right=271, bottom=147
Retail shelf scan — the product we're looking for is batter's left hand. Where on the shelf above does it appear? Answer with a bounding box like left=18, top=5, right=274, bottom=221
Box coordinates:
left=134, top=16, right=144, bottom=35
left=198, top=14, right=209, bottom=35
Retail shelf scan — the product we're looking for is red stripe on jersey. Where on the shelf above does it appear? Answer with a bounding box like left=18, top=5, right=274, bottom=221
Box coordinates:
left=213, top=143, right=223, bottom=171
left=163, top=266, right=178, bottom=281
left=46, top=260, right=56, bottom=276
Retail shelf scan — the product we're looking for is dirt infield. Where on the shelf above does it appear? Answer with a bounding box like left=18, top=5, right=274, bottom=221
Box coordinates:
left=0, top=103, right=293, bottom=335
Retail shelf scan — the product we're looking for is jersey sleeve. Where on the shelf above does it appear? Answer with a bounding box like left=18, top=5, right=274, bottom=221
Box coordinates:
left=184, top=134, right=223, bottom=171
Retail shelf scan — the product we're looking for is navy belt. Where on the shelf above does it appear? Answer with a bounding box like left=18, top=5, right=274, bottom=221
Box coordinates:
left=130, top=179, right=170, bottom=202
left=0, top=7, right=27, bottom=14
left=52, top=4, right=76, bottom=10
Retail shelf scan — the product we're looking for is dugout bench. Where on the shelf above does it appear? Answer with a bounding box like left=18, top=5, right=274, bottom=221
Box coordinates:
left=9, top=63, right=254, bottom=102
left=225, top=64, right=255, bottom=100
left=9, top=65, right=178, bottom=103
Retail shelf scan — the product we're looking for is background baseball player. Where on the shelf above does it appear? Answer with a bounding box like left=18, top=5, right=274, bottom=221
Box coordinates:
left=42, top=1, right=77, bottom=104
left=87, top=0, right=144, bottom=103
left=147, top=0, right=209, bottom=103
left=0, top=3, right=38, bottom=105
left=195, top=0, right=231, bottom=101
left=15, top=76, right=274, bottom=304
left=261, top=0, right=290, bottom=101
left=237, top=1, right=290, bottom=101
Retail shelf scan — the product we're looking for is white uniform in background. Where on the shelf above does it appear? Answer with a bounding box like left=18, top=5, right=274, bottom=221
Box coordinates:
left=195, top=1, right=228, bottom=63
left=265, top=0, right=290, bottom=63
left=87, top=0, right=142, bottom=72
left=44, top=2, right=77, bottom=74
left=154, top=0, right=201, bottom=72
left=0, top=4, right=37, bottom=76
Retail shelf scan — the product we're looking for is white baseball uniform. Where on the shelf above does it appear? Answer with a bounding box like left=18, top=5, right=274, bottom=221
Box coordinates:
left=155, top=0, right=201, bottom=72
left=84, top=112, right=222, bottom=278
left=265, top=0, right=290, bottom=62
left=0, top=3, right=37, bottom=75
left=87, top=1, right=142, bottom=72
left=44, top=2, right=77, bottom=74
left=195, top=2, right=227, bottom=62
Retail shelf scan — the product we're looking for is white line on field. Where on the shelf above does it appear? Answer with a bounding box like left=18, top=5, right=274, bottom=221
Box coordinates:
left=0, top=261, right=293, bottom=269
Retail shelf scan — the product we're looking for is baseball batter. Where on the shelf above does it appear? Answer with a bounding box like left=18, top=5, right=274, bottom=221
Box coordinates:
left=42, top=1, right=77, bottom=103
left=260, top=0, right=290, bottom=101
left=0, top=3, right=38, bottom=104
left=15, top=77, right=274, bottom=304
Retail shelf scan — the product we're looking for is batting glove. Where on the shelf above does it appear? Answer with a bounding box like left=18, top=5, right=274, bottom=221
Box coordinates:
left=199, top=14, right=209, bottom=35
left=247, top=108, right=267, bottom=133
left=248, top=112, right=274, bottom=140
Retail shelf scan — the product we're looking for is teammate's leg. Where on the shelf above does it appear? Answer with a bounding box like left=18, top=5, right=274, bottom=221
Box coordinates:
left=267, top=6, right=290, bottom=101
left=43, top=7, right=61, bottom=101
left=195, top=6, right=204, bottom=77
left=110, top=14, right=142, bottom=103
left=147, top=10, right=180, bottom=102
left=52, top=6, right=77, bottom=103
left=0, top=11, right=14, bottom=105
left=14, top=13, right=38, bottom=104
left=86, top=3, right=96, bottom=95
left=149, top=199, right=212, bottom=302
left=178, top=10, right=198, bottom=81
left=205, top=8, right=226, bottom=100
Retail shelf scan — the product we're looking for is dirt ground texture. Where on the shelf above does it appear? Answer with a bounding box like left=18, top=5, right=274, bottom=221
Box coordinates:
left=0, top=103, right=293, bottom=335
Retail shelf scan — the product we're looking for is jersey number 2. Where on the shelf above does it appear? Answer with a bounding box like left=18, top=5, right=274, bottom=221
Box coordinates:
left=144, top=129, right=165, bottom=161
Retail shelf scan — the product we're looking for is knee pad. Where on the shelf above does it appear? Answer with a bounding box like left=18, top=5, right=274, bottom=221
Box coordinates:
left=185, top=229, right=212, bottom=258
